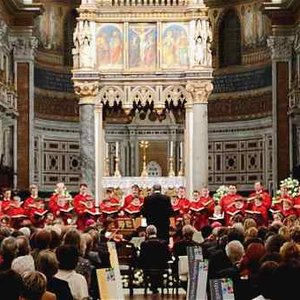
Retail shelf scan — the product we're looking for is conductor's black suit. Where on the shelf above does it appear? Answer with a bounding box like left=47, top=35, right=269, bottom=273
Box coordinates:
left=141, top=191, right=174, bottom=242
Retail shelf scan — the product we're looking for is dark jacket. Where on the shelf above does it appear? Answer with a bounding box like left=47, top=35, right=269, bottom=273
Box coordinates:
left=141, top=192, right=173, bottom=241
left=139, top=237, right=171, bottom=270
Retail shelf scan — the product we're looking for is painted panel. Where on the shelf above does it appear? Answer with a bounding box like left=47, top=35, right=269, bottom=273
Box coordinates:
left=162, top=23, right=189, bottom=69
left=97, top=24, right=123, bottom=69
left=128, top=23, right=157, bottom=70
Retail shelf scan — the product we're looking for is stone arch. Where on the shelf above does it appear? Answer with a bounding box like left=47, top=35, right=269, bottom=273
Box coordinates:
left=147, top=161, right=162, bottom=177
left=162, top=85, right=188, bottom=106
left=98, top=86, right=125, bottom=106
left=129, top=86, right=157, bottom=107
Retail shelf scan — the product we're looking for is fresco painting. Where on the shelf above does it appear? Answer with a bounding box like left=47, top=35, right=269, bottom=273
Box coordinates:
left=97, top=25, right=123, bottom=68
left=162, top=24, right=189, bottom=68
left=129, top=24, right=157, bottom=70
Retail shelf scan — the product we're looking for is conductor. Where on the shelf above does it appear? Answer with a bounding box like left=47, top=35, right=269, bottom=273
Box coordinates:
left=141, top=184, right=174, bottom=242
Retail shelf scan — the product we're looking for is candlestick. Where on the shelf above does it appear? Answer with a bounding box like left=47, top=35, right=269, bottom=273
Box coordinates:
left=180, top=141, right=183, bottom=158
left=168, top=157, right=175, bottom=177
left=170, top=141, right=173, bottom=158
left=105, top=142, right=109, bottom=158
left=115, top=141, right=119, bottom=158
left=140, top=140, right=149, bottom=177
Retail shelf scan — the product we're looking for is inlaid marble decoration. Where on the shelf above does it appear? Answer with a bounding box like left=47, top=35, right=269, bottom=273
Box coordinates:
left=162, top=23, right=189, bottom=69
left=128, top=23, right=157, bottom=70
left=96, top=24, right=123, bottom=69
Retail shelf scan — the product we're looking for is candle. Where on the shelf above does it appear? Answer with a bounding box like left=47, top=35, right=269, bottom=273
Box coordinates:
left=170, top=141, right=173, bottom=157
left=105, top=142, right=109, bottom=158
left=116, top=141, right=119, bottom=158
left=180, top=141, right=183, bottom=158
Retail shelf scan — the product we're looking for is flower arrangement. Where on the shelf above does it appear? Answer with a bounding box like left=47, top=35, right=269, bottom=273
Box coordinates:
left=213, top=185, right=229, bottom=204
left=273, top=177, right=299, bottom=204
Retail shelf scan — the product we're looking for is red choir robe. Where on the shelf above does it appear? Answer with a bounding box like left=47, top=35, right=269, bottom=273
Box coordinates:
left=100, top=197, right=120, bottom=215
left=225, top=202, right=245, bottom=225
left=246, top=204, right=268, bottom=226
left=177, top=197, right=190, bottom=215
left=73, top=193, right=98, bottom=230
left=28, top=199, right=48, bottom=228
left=220, top=194, right=242, bottom=212
left=6, top=199, right=26, bottom=229
left=123, top=197, right=143, bottom=218
left=248, top=190, right=272, bottom=210
left=48, top=194, right=73, bottom=224
left=1, top=198, right=12, bottom=214
left=171, top=198, right=182, bottom=220
left=293, top=196, right=300, bottom=217
left=190, top=196, right=214, bottom=230
left=272, top=194, right=294, bottom=211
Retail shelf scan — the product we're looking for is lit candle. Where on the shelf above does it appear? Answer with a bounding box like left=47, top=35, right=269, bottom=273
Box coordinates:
left=170, top=141, right=173, bottom=157
left=116, top=141, right=119, bottom=158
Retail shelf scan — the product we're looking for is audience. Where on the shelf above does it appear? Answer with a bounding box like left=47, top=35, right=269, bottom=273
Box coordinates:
left=3, top=184, right=300, bottom=300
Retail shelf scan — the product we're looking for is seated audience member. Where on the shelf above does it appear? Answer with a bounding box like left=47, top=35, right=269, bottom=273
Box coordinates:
left=173, top=224, right=200, bottom=257
left=11, top=236, right=35, bottom=276
left=219, top=240, right=245, bottom=278
left=173, top=224, right=202, bottom=290
left=31, top=230, right=52, bottom=263
left=272, top=258, right=300, bottom=300
left=264, top=234, right=287, bottom=253
left=0, top=236, right=18, bottom=271
left=139, top=225, right=171, bottom=294
left=253, top=261, right=279, bottom=300
left=22, top=271, right=55, bottom=300
left=55, top=244, right=89, bottom=300
left=36, top=250, right=73, bottom=300
left=0, top=269, right=23, bottom=300
left=279, top=241, right=300, bottom=263
left=63, top=228, right=94, bottom=289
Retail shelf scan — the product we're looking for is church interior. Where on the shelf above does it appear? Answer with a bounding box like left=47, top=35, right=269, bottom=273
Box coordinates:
left=0, top=0, right=300, bottom=299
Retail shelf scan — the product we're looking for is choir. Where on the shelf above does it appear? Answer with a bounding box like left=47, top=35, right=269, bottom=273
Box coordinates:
left=1, top=181, right=300, bottom=231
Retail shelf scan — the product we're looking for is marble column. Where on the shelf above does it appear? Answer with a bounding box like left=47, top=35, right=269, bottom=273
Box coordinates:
left=184, top=105, right=193, bottom=198
left=186, top=80, right=213, bottom=197
left=267, top=36, right=294, bottom=188
left=94, top=103, right=104, bottom=207
left=193, top=102, right=208, bottom=189
left=10, top=34, right=38, bottom=188
left=79, top=102, right=95, bottom=194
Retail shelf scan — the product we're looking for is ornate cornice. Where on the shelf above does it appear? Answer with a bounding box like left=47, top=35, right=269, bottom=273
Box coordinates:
left=267, top=35, right=294, bottom=61
left=186, top=80, right=213, bottom=104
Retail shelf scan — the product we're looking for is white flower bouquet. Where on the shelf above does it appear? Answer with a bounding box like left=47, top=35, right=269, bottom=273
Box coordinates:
left=213, top=185, right=229, bottom=204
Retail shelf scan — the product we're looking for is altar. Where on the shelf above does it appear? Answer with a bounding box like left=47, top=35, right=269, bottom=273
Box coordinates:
left=102, top=176, right=186, bottom=194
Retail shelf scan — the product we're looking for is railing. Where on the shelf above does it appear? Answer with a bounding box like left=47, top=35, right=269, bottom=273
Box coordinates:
left=95, top=0, right=205, bottom=6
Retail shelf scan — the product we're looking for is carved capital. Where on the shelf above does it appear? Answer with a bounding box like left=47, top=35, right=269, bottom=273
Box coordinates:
left=10, top=36, right=38, bottom=60
left=186, top=80, right=213, bottom=104
left=74, top=81, right=99, bottom=98
left=267, top=36, right=294, bottom=61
